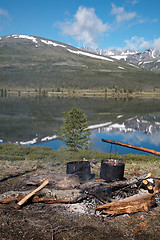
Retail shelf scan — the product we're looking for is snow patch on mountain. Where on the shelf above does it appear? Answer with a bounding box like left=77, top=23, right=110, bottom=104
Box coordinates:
left=151, top=49, right=155, bottom=58
left=143, top=61, right=154, bottom=64
left=41, top=39, right=66, bottom=48
left=67, top=49, right=114, bottom=62
left=127, top=63, right=139, bottom=68
left=11, top=34, right=38, bottom=43
left=117, top=115, right=123, bottom=118
left=118, top=66, right=125, bottom=70
left=112, top=55, right=128, bottom=61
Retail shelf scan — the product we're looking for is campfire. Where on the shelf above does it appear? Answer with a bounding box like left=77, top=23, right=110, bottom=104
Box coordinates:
left=0, top=139, right=160, bottom=216
left=0, top=155, right=159, bottom=216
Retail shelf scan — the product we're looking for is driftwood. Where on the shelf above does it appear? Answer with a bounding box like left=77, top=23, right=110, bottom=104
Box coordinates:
left=96, top=183, right=160, bottom=215
left=102, top=138, right=160, bottom=156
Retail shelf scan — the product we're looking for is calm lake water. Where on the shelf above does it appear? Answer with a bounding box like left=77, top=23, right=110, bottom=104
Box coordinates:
left=1, top=95, right=160, bottom=155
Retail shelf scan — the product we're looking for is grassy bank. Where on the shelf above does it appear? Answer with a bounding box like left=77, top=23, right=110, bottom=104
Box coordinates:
left=0, top=143, right=159, bottom=180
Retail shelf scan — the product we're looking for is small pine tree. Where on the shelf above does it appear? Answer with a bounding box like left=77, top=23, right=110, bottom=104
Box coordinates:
left=58, top=107, right=91, bottom=151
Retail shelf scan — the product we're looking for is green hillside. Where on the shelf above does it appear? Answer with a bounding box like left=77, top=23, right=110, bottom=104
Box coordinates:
left=0, top=35, right=160, bottom=90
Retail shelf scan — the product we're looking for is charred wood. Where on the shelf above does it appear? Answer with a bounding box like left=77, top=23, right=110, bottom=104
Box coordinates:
left=80, top=173, right=152, bottom=202
left=96, top=183, right=160, bottom=215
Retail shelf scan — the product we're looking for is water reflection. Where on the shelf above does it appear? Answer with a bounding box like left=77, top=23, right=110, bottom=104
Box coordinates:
left=0, top=96, right=160, bottom=155
left=90, top=115, right=160, bottom=154
left=90, top=130, right=160, bottom=155
left=31, top=114, right=160, bottom=155
left=31, top=128, right=160, bottom=155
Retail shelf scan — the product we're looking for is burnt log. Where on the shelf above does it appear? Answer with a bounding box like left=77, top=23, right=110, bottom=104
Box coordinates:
left=96, top=183, right=160, bottom=215
left=81, top=173, right=151, bottom=192
left=81, top=173, right=152, bottom=202
left=0, top=193, right=88, bottom=205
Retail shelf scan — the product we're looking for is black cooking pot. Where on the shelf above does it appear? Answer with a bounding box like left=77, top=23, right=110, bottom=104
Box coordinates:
left=100, top=159, right=125, bottom=181
left=66, top=160, right=91, bottom=181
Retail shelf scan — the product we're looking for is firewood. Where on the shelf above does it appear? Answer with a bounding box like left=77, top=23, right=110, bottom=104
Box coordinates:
left=81, top=173, right=152, bottom=194
left=142, top=179, right=148, bottom=185
left=147, top=185, right=154, bottom=193
left=96, top=183, right=159, bottom=215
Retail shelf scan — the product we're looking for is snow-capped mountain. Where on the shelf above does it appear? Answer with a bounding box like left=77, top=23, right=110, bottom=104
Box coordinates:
left=0, top=34, right=113, bottom=62
left=81, top=47, right=160, bottom=71
left=1, top=34, right=160, bottom=90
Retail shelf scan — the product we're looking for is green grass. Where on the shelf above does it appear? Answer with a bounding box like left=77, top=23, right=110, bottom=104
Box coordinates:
left=0, top=143, right=159, bottom=177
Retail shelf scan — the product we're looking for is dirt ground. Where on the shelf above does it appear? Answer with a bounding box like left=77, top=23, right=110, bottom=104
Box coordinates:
left=0, top=165, right=160, bottom=240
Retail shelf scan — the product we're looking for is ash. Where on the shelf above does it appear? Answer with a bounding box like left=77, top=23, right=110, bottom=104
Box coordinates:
left=67, top=197, right=102, bottom=215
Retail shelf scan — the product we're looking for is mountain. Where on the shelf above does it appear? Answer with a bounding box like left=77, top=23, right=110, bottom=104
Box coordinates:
left=0, top=34, right=160, bottom=90
left=82, top=47, right=160, bottom=71
left=98, top=114, right=160, bottom=135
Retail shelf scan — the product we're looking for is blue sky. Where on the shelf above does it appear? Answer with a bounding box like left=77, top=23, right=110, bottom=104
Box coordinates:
left=0, top=0, right=160, bottom=50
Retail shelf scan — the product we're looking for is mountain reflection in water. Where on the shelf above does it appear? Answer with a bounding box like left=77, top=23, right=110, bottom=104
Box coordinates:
left=1, top=96, right=160, bottom=155
left=32, top=117, right=160, bottom=155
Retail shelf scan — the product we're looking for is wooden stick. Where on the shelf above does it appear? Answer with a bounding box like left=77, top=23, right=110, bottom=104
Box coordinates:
left=102, top=139, right=160, bottom=156
left=17, top=179, right=49, bottom=207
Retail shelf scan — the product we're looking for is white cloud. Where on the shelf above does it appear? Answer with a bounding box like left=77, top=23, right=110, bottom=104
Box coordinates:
left=124, top=36, right=160, bottom=50
left=124, top=36, right=151, bottom=50
left=131, top=0, right=138, bottom=5
left=152, top=18, right=158, bottom=23
left=57, top=6, right=110, bottom=48
left=153, top=37, right=160, bottom=50
left=0, top=8, right=11, bottom=30
left=0, top=8, right=9, bottom=18
left=111, top=3, right=136, bottom=24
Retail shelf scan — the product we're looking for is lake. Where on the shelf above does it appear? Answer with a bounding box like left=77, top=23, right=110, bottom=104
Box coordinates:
left=1, top=95, right=160, bottom=155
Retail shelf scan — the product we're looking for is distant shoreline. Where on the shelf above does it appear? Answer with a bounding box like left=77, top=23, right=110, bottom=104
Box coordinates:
left=1, top=88, right=160, bottom=99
